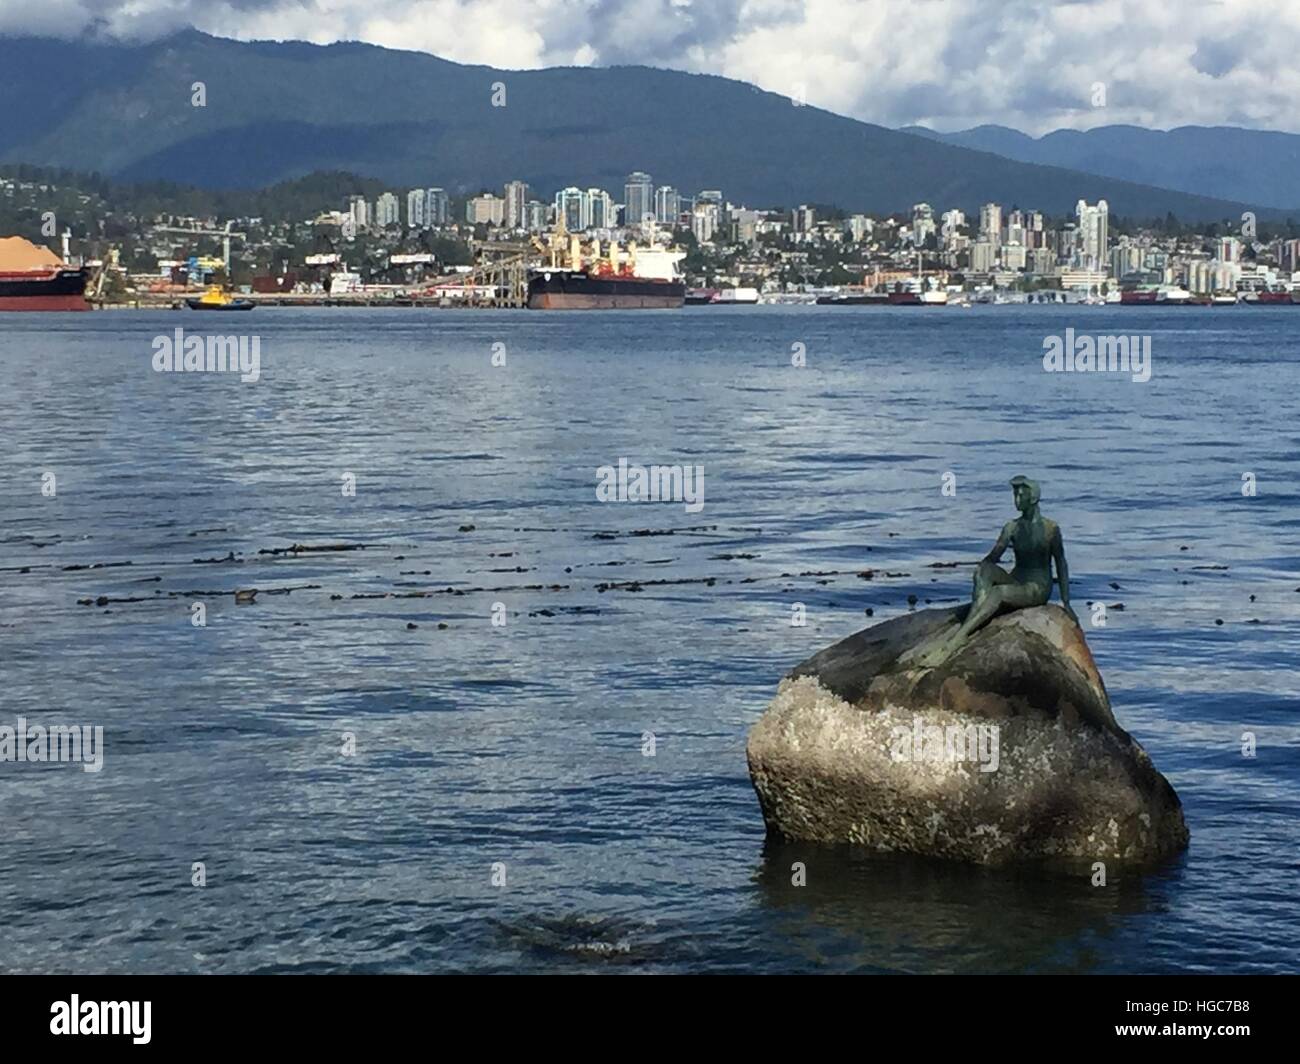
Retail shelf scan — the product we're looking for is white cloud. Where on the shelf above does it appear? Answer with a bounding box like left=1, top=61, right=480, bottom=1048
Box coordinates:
left=2, top=0, right=1298, bottom=133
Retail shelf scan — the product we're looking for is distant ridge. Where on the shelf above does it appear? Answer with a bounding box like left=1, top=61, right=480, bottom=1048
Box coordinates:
left=901, top=124, right=1300, bottom=212
left=0, top=31, right=1289, bottom=221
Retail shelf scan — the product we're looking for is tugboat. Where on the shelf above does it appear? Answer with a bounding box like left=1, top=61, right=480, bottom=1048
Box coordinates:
left=185, top=285, right=255, bottom=311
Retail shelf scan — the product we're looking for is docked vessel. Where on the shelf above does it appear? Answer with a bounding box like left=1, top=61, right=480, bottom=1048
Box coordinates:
left=815, top=287, right=889, bottom=305
left=1157, top=285, right=1194, bottom=305
left=528, top=269, right=686, bottom=309
left=185, top=284, right=255, bottom=311
left=527, top=223, right=685, bottom=309
left=0, top=236, right=89, bottom=311
left=888, top=253, right=948, bottom=305
left=1120, top=288, right=1159, bottom=305
left=1244, top=288, right=1296, bottom=305
left=713, top=287, right=759, bottom=304
left=684, top=286, right=759, bottom=305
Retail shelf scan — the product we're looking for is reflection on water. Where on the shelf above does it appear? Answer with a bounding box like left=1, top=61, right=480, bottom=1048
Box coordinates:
left=754, top=841, right=1179, bottom=974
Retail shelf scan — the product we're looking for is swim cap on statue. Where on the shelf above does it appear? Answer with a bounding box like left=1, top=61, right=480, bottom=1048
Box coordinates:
left=1009, top=475, right=1040, bottom=505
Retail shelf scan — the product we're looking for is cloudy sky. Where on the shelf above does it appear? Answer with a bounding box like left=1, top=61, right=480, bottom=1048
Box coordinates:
left=4, top=0, right=1298, bottom=134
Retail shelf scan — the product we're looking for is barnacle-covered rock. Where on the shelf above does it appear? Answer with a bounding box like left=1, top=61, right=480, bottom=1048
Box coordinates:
left=746, top=605, right=1189, bottom=865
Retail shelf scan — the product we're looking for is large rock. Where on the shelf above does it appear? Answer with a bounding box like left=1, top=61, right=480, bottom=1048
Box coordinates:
left=746, top=605, right=1189, bottom=866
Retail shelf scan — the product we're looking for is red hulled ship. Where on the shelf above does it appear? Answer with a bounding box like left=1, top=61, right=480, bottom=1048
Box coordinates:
left=0, top=237, right=90, bottom=311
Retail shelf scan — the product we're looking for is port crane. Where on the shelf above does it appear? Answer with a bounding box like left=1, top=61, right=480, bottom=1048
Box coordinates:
left=153, top=220, right=247, bottom=271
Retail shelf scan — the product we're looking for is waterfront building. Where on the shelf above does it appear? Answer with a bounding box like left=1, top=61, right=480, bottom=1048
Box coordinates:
left=1059, top=267, right=1110, bottom=292
left=624, top=171, right=654, bottom=229
left=654, top=186, right=680, bottom=228
left=1001, top=242, right=1027, bottom=271
left=940, top=209, right=965, bottom=249
left=970, top=239, right=997, bottom=273
left=692, top=202, right=720, bottom=244
left=846, top=214, right=873, bottom=242
left=525, top=200, right=550, bottom=233
left=1005, top=210, right=1025, bottom=247
left=467, top=194, right=505, bottom=226
left=375, top=192, right=400, bottom=227
left=425, top=188, right=450, bottom=226
left=1111, top=242, right=1143, bottom=280
left=555, top=187, right=587, bottom=230
left=1028, top=248, right=1056, bottom=275
left=406, top=189, right=425, bottom=228
left=730, top=208, right=759, bottom=245
left=980, top=202, right=1002, bottom=243
left=587, top=189, right=614, bottom=230
left=1281, top=239, right=1300, bottom=273
left=504, top=181, right=530, bottom=229
left=1187, top=259, right=1213, bottom=294
left=911, top=203, right=935, bottom=246
left=1075, top=199, right=1110, bottom=272
left=347, top=195, right=369, bottom=232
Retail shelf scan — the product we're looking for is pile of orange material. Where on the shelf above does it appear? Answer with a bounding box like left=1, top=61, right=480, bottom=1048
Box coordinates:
left=0, top=236, right=64, bottom=271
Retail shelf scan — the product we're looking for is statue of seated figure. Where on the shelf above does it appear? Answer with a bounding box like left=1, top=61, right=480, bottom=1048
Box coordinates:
left=911, top=475, right=1078, bottom=669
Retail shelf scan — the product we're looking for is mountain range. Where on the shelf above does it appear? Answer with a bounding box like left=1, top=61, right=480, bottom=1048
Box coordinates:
left=0, top=30, right=1293, bottom=223
left=901, top=125, right=1300, bottom=212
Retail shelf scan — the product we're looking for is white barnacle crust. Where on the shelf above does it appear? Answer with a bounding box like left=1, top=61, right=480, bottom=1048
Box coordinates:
left=747, top=608, right=1190, bottom=866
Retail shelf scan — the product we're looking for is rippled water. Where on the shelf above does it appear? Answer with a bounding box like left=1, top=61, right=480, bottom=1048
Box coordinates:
left=1, top=305, right=1297, bottom=974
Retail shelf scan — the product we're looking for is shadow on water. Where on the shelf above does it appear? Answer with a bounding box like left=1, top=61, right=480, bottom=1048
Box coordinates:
left=753, top=839, right=1189, bottom=974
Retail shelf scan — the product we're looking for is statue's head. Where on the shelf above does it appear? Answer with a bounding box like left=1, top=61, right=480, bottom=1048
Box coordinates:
left=1010, top=475, right=1040, bottom=513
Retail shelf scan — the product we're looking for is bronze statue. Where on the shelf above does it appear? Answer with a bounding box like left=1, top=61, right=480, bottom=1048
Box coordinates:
left=911, top=476, right=1077, bottom=668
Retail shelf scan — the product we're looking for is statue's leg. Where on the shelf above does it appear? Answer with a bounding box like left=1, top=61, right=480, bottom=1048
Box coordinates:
left=952, top=585, right=1009, bottom=643
left=908, top=563, right=1013, bottom=668
left=971, top=560, right=1011, bottom=601
left=939, top=565, right=1016, bottom=650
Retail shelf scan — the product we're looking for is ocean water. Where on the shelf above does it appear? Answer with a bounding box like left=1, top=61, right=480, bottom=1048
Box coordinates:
left=0, top=305, right=1297, bottom=974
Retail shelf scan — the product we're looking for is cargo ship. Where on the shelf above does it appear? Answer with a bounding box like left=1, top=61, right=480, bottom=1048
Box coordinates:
left=526, top=218, right=685, bottom=309
left=0, top=236, right=90, bottom=311
left=528, top=269, right=685, bottom=309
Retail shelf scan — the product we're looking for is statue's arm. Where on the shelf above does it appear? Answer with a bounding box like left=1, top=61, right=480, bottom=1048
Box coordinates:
left=984, top=522, right=1013, bottom=564
left=1052, top=526, right=1078, bottom=621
